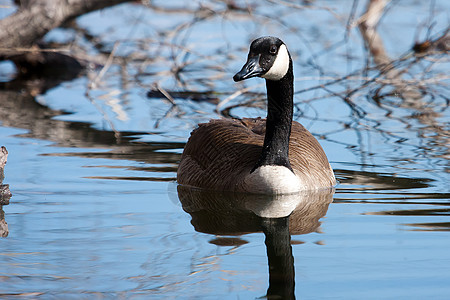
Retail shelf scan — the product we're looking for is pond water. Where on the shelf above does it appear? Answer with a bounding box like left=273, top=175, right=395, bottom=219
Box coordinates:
left=1, top=0, right=449, bottom=299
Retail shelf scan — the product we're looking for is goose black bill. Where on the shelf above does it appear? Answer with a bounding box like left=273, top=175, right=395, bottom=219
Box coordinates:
left=233, top=55, right=263, bottom=82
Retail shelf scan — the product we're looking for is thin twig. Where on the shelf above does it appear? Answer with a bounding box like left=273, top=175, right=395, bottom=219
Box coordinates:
left=89, top=42, right=120, bottom=89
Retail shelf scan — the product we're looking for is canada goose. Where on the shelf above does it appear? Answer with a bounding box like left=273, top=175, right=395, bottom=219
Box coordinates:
left=177, top=36, right=336, bottom=194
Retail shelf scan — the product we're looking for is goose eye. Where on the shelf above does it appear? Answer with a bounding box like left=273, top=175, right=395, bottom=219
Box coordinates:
left=269, top=45, right=277, bottom=54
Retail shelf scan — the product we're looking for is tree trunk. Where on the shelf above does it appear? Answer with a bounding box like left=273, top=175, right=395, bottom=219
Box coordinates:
left=0, top=0, right=133, bottom=59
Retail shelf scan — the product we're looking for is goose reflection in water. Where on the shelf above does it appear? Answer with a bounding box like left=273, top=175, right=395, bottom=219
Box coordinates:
left=177, top=186, right=334, bottom=299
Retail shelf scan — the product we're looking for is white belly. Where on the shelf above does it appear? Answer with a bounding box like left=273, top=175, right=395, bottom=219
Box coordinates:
left=241, top=165, right=303, bottom=194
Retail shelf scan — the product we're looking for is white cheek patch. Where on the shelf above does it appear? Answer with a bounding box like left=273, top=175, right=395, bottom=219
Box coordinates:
left=262, top=44, right=290, bottom=81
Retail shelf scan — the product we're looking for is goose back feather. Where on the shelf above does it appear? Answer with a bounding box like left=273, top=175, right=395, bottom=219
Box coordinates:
left=177, top=117, right=335, bottom=192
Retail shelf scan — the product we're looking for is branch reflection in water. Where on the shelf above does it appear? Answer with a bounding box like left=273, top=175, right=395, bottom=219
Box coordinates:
left=177, top=186, right=334, bottom=299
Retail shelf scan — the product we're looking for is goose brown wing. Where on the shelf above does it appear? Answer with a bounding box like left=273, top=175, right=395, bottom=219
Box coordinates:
left=177, top=118, right=265, bottom=190
left=288, top=121, right=336, bottom=187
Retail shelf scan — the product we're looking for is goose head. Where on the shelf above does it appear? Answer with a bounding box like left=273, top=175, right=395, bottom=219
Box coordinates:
left=233, top=36, right=291, bottom=82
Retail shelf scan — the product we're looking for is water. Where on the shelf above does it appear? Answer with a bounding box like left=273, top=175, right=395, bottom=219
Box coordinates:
left=1, top=0, right=449, bottom=299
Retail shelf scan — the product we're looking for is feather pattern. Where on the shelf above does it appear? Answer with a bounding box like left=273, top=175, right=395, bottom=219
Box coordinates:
left=177, top=117, right=336, bottom=192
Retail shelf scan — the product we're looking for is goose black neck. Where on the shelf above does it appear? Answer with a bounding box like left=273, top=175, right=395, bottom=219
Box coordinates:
left=252, top=61, right=294, bottom=173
